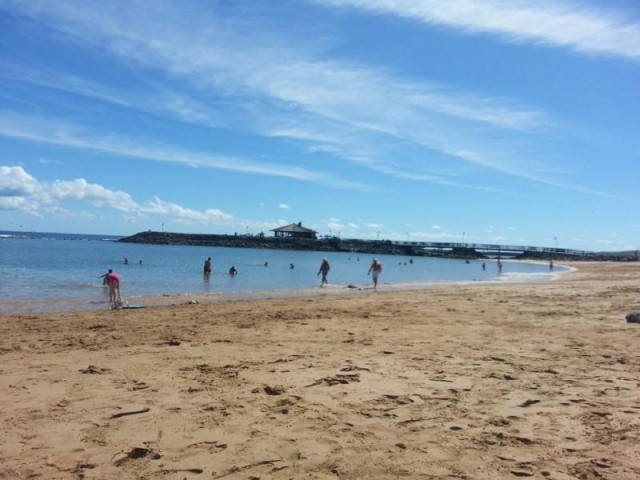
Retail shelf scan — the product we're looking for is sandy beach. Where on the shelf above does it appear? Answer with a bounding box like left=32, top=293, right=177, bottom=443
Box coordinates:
left=1, top=262, right=639, bottom=479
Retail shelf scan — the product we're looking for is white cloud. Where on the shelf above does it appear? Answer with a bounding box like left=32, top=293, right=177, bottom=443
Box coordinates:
left=278, top=203, right=291, bottom=210
left=0, top=165, right=233, bottom=225
left=49, top=178, right=139, bottom=211
left=0, top=166, right=39, bottom=196
left=142, top=197, right=233, bottom=223
left=327, top=221, right=344, bottom=231
left=0, top=196, right=38, bottom=214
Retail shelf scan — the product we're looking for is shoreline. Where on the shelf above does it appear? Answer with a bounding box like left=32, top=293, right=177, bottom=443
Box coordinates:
left=1, top=262, right=639, bottom=479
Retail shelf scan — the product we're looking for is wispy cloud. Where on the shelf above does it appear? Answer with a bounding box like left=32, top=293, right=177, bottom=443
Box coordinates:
left=313, top=0, right=640, bottom=61
left=0, top=60, right=229, bottom=130
left=0, top=112, right=370, bottom=191
left=1, top=0, right=620, bottom=197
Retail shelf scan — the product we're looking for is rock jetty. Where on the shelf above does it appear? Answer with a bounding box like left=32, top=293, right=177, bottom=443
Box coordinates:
left=118, top=231, right=428, bottom=257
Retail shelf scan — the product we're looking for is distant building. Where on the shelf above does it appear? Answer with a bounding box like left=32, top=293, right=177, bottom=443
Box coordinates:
left=271, top=222, right=317, bottom=239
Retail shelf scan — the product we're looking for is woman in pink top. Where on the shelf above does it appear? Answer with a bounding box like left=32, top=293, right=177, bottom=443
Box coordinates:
left=105, top=270, right=121, bottom=307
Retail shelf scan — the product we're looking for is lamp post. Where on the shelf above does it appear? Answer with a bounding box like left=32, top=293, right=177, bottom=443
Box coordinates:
left=554, top=236, right=558, bottom=249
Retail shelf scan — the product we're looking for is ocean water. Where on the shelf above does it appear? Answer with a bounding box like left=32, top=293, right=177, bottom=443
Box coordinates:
left=0, top=231, right=567, bottom=314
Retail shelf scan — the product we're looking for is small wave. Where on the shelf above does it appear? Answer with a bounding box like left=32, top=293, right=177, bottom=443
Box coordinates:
left=497, top=271, right=556, bottom=282
left=78, top=283, right=109, bottom=289
left=0, top=234, right=27, bottom=239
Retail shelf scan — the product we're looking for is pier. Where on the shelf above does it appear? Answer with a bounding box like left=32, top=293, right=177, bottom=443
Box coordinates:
left=391, top=241, right=593, bottom=259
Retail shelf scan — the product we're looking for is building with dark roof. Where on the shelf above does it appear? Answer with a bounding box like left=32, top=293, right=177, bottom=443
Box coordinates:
left=270, top=222, right=317, bottom=239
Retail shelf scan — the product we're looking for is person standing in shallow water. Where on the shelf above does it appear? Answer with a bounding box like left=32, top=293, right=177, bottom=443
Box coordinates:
left=203, top=257, right=212, bottom=275
left=105, top=269, right=121, bottom=307
left=368, top=258, right=382, bottom=290
left=317, top=258, right=330, bottom=286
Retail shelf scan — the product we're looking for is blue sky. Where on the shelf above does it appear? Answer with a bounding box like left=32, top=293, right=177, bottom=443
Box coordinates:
left=1, top=0, right=638, bottom=251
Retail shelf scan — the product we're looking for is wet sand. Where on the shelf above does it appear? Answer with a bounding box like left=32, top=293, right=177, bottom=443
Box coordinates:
left=1, top=262, right=639, bottom=479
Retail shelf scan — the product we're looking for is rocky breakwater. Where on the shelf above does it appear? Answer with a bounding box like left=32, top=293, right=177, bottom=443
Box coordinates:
left=118, top=231, right=424, bottom=256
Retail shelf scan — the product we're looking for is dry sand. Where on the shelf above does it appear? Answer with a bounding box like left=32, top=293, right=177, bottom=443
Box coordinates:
left=1, top=262, right=639, bottom=479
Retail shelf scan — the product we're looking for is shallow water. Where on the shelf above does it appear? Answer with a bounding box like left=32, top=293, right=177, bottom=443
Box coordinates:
left=0, top=231, right=566, bottom=314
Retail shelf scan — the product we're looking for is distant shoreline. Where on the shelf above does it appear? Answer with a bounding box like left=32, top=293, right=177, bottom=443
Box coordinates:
left=1, top=229, right=636, bottom=261
left=118, top=231, right=637, bottom=261
left=118, top=230, right=431, bottom=257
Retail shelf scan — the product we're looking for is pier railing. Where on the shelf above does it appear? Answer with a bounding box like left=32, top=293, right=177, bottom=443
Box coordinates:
left=391, top=241, right=593, bottom=257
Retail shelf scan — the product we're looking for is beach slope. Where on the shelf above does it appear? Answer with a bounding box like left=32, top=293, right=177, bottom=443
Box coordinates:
left=1, top=262, right=639, bottom=479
